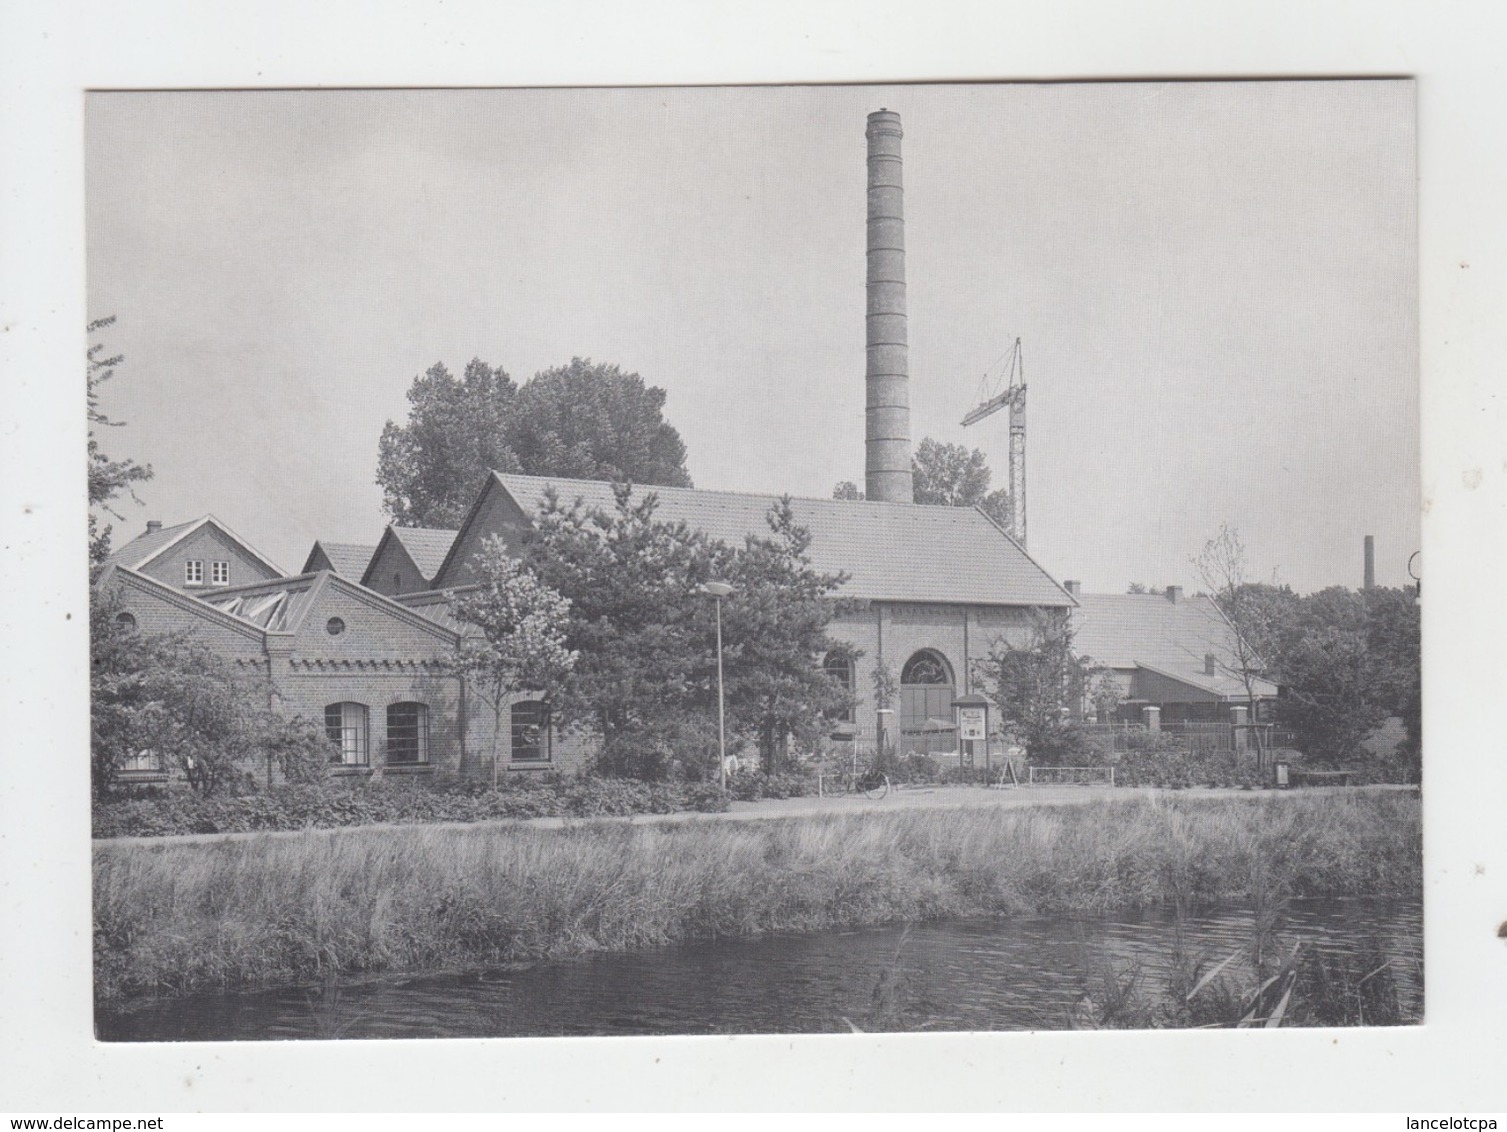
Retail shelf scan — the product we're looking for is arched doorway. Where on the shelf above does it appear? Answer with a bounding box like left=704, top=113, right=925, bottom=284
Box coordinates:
left=900, top=649, right=956, bottom=756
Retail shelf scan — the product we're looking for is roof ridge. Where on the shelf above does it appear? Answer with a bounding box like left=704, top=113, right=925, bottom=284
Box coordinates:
left=492, top=470, right=975, bottom=512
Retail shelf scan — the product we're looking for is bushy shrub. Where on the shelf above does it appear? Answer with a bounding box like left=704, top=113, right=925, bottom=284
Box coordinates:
left=1110, top=735, right=1266, bottom=789
left=726, top=768, right=816, bottom=802
left=93, top=773, right=730, bottom=838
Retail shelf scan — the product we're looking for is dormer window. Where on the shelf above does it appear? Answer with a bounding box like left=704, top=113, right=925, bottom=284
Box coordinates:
left=211, top=561, right=230, bottom=585
left=184, top=560, right=204, bottom=585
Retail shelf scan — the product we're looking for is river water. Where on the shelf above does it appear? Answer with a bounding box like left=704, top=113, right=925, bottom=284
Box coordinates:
left=97, top=897, right=1421, bottom=1040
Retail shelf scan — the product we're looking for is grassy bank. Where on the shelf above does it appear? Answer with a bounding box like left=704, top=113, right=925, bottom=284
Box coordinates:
left=94, top=790, right=1421, bottom=1005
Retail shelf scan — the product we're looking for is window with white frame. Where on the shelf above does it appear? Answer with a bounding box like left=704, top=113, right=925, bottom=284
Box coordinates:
left=211, top=560, right=230, bottom=585
left=184, top=560, right=204, bottom=585
left=324, top=702, right=370, bottom=766
left=386, top=702, right=430, bottom=765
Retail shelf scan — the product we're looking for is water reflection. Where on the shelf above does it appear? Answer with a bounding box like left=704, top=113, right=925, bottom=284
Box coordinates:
left=97, top=897, right=1421, bottom=1041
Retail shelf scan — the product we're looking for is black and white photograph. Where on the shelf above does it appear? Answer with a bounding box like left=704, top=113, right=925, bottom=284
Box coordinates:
left=80, top=79, right=1427, bottom=1044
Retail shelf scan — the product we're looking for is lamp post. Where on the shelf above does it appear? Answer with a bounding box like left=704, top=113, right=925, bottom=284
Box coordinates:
left=701, top=582, right=735, bottom=791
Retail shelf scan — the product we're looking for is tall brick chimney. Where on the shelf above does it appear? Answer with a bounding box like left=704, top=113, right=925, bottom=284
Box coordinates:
left=864, top=109, right=913, bottom=504
left=1364, top=535, right=1375, bottom=590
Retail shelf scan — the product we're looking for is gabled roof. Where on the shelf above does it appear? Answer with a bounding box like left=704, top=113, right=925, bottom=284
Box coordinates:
left=201, top=570, right=461, bottom=645
left=439, top=471, right=1074, bottom=607
left=390, top=527, right=458, bottom=580
left=104, top=514, right=285, bottom=577
left=93, top=564, right=269, bottom=644
left=1136, top=663, right=1279, bottom=701
left=1071, top=591, right=1277, bottom=695
left=360, top=526, right=459, bottom=587
left=301, top=540, right=377, bottom=578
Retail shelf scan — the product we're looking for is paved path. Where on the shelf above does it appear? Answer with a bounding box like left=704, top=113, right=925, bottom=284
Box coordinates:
left=94, top=783, right=1416, bottom=850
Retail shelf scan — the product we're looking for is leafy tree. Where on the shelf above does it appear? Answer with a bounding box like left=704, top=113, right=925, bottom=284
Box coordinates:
left=519, top=485, right=849, bottom=778
left=377, top=358, right=520, bottom=529
left=832, top=437, right=1012, bottom=529
left=507, top=358, right=693, bottom=489
left=1361, top=586, right=1421, bottom=776
left=975, top=610, right=1090, bottom=764
left=448, top=537, right=577, bottom=787
left=1276, top=627, right=1387, bottom=764
left=376, top=356, right=692, bottom=529
left=87, top=317, right=153, bottom=565
left=90, top=589, right=295, bottom=797
left=713, top=498, right=855, bottom=770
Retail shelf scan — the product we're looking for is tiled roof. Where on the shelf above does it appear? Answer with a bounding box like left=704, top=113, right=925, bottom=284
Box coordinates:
left=1072, top=592, right=1278, bottom=695
left=103, top=515, right=285, bottom=576
left=303, top=541, right=377, bottom=578
left=490, top=473, right=1073, bottom=607
left=104, top=519, right=200, bottom=568
left=390, top=527, right=459, bottom=582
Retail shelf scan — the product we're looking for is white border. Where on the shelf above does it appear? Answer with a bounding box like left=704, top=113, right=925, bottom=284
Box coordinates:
left=3, top=0, right=1505, bottom=1112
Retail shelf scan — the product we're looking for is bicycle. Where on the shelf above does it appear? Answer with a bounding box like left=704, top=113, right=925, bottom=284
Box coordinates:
left=817, top=753, right=890, bottom=800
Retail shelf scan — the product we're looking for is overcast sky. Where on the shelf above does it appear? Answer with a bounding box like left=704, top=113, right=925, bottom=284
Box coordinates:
left=86, top=81, right=1417, bottom=593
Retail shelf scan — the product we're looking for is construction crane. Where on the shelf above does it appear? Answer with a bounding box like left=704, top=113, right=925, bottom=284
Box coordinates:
left=961, top=337, right=1028, bottom=547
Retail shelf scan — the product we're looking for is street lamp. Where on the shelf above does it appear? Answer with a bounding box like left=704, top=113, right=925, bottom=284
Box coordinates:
left=700, top=581, right=736, bottom=791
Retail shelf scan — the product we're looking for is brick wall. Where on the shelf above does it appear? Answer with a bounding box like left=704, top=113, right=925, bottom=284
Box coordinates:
left=362, top=536, right=420, bottom=597
left=827, top=601, right=1038, bottom=747
left=139, top=525, right=283, bottom=593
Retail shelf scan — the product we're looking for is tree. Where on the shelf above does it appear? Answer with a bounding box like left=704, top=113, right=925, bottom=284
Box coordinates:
left=1361, top=586, right=1421, bottom=778
left=520, top=485, right=850, bottom=779
left=1193, top=525, right=1280, bottom=768
left=376, top=358, right=520, bottom=529
left=507, top=358, right=693, bottom=489
left=376, top=356, right=692, bottom=529
left=88, top=317, right=153, bottom=565
left=714, top=498, right=855, bottom=771
left=832, top=437, right=1013, bottom=529
left=90, top=588, right=304, bottom=797
left=448, top=537, right=577, bottom=787
left=1277, top=627, right=1386, bottom=764
left=975, top=610, right=1090, bottom=764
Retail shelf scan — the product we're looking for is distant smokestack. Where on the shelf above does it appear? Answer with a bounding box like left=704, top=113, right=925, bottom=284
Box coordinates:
left=865, top=109, right=913, bottom=504
left=1364, top=535, right=1375, bottom=590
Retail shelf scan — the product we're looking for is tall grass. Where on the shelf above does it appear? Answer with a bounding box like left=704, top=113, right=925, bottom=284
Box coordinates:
left=94, top=791, right=1421, bottom=1004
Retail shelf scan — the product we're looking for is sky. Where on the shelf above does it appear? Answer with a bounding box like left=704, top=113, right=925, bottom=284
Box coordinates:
left=86, top=81, right=1418, bottom=594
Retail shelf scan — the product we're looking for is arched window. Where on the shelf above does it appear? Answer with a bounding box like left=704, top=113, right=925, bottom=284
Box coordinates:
left=899, top=649, right=956, bottom=754
left=902, top=650, right=952, bottom=686
left=511, top=700, right=552, bottom=763
left=325, top=702, right=369, bottom=766
left=823, top=651, right=855, bottom=722
left=115, top=612, right=137, bottom=631
left=386, top=702, right=430, bottom=765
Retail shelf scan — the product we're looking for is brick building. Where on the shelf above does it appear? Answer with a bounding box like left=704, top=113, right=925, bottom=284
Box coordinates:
left=103, top=515, right=285, bottom=594
left=1066, top=583, right=1279, bottom=724
left=416, top=471, right=1075, bottom=761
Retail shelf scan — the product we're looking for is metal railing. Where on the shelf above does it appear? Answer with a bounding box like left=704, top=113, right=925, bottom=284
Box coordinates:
left=1081, top=721, right=1298, bottom=755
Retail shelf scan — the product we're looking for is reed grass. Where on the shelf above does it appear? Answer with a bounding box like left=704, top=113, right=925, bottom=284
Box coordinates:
left=94, top=790, right=1421, bottom=1004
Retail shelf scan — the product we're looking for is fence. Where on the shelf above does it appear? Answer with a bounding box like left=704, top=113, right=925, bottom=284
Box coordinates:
left=1081, top=721, right=1298, bottom=755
